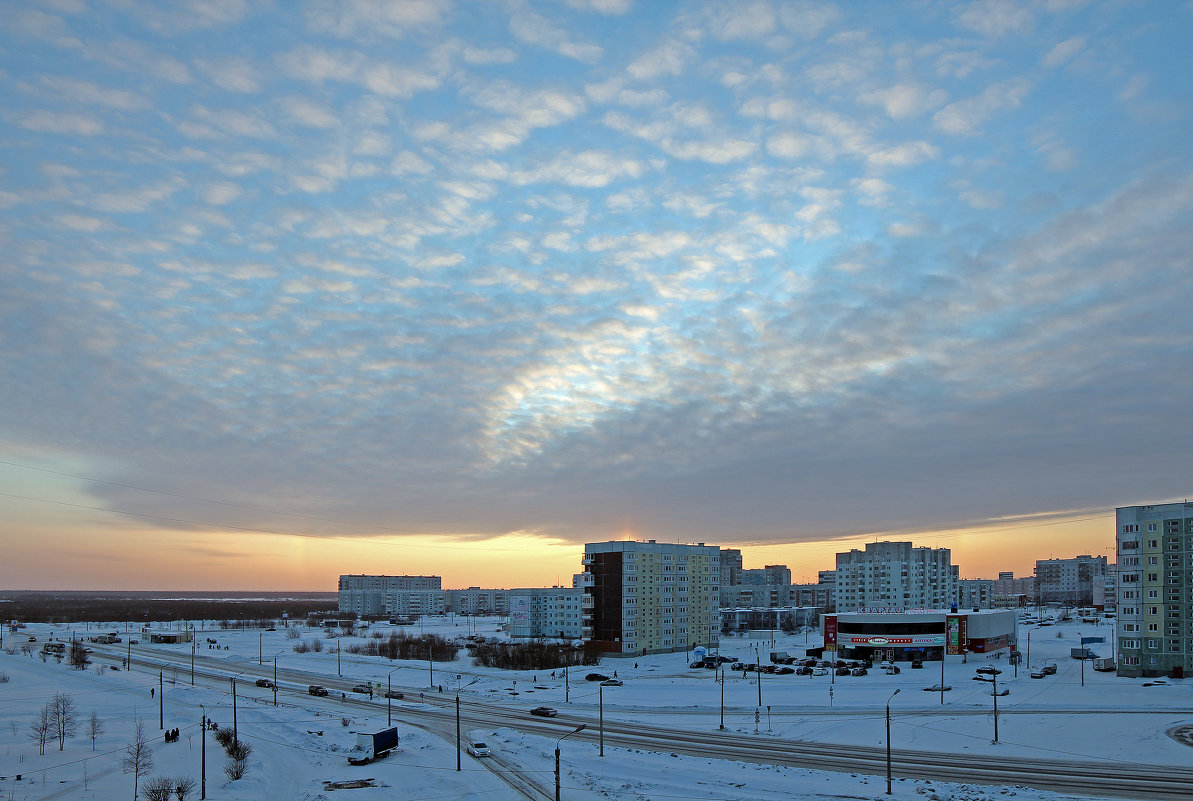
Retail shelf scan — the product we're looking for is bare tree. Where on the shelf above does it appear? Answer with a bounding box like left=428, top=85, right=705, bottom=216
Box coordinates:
left=224, top=739, right=252, bottom=780
left=29, top=704, right=52, bottom=755
left=173, top=775, right=197, bottom=800
left=50, top=692, right=78, bottom=750
left=69, top=641, right=90, bottom=669
left=87, top=710, right=105, bottom=750
left=142, top=775, right=174, bottom=801
left=122, top=720, right=154, bottom=801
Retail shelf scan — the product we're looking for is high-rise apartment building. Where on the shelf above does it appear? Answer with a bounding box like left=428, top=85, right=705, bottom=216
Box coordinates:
left=582, top=540, right=720, bottom=656
left=719, top=549, right=743, bottom=588
left=1034, top=555, right=1107, bottom=606
left=834, top=542, right=958, bottom=611
left=957, top=578, right=994, bottom=609
left=1116, top=502, right=1193, bottom=678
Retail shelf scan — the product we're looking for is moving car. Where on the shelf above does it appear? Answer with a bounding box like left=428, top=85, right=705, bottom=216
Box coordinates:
left=585, top=673, right=610, bottom=682
left=600, top=678, right=623, bottom=686
left=530, top=706, right=558, bottom=717
left=910, top=660, right=924, bottom=669
left=689, top=661, right=706, bottom=669
left=975, top=666, right=1002, bottom=676
left=467, top=741, right=491, bottom=757
left=1041, top=663, right=1057, bottom=675
left=383, top=690, right=404, bottom=699
left=308, top=685, right=329, bottom=696
left=991, top=688, right=1010, bottom=696
left=923, top=684, right=952, bottom=692
left=351, top=684, right=372, bottom=694
left=255, top=679, right=275, bottom=688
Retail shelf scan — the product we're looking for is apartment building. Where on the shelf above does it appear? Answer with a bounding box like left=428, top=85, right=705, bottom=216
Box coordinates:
left=1034, top=555, right=1107, bottom=607
left=957, top=578, right=995, bottom=609
left=1117, top=502, right=1193, bottom=678
left=583, top=540, right=720, bottom=656
left=444, top=587, right=509, bottom=616
left=338, top=574, right=443, bottom=617
left=834, top=542, right=958, bottom=611
left=508, top=587, right=584, bottom=640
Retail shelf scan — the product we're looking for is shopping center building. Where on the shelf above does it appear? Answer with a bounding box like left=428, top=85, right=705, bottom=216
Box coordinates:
left=823, top=608, right=1017, bottom=662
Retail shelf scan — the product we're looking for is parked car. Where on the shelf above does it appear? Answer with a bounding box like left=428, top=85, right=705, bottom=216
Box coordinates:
left=585, top=673, right=610, bottom=682
left=990, top=688, right=1010, bottom=696
left=308, top=685, right=329, bottom=696
left=812, top=667, right=828, bottom=676
left=923, top=684, right=952, bottom=692
left=774, top=666, right=795, bottom=675
left=1041, top=663, right=1057, bottom=675
left=975, top=666, right=1002, bottom=676
left=850, top=667, right=868, bottom=676
left=255, top=679, right=275, bottom=688
left=761, top=665, right=777, bottom=674
left=910, top=660, right=924, bottom=669
left=717, top=655, right=738, bottom=663
left=530, top=706, right=558, bottom=717
left=383, top=690, right=404, bottom=699
left=467, top=741, right=491, bottom=757
left=601, top=678, right=623, bottom=686
left=730, top=662, right=746, bottom=671
left=690, top=661, right=707, bottom=669
left=1030, top=669, right=1046, bottom=679
left=835, top=666, right=851, bottom=676
left=795, top=666, right=813, bottom=676
left=884, top=665, right=901, bottom=675
left=351, top=684, right=372, bottom=694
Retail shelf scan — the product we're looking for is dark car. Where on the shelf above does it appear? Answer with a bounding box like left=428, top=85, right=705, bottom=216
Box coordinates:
left=1041, top=663, right=1057, bottom=675
left=350, top=684, right=372, bottom=694
left=910, top=660, right=924, bottom=669
left=762, top=664, right=777, bottom=674
left=255, top=679, right=275, bottom=688
left=530, top=706, right=558, bottom=717
left=383, top=690, right=404, bottom=699
left=689, top=661, right=706, bottom=669
left=774, top=666, right=795, bottom=675
left=730, top=662, right=746, bottom=670
left=585, top=673, right=610, bottom=682
left=308, top=685, right=329, bottom=696
left=850, top=667, right=868, bottom=676
left=717, top=655, right=738, bottom=663
left=601, top=678, right=623, bottom=686
left=835, top=666, right=851, bottom=676
left=975, top=666, right=1002, bottom=676
left=795, top=666, right=813, bottom=676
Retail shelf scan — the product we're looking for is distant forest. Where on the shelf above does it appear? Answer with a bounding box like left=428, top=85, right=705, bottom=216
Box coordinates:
left=0, top=591, right=338, bottom=623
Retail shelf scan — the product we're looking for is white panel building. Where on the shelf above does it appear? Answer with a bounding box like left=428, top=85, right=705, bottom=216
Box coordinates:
left=338, top=575, right=443, bottom=617
left=508, top=587, right=584, bottom=640
left=834, top=542, right=959, bottom=612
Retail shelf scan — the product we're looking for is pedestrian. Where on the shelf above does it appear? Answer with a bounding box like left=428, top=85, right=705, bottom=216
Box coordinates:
left=634, top=662, right=638, bottom=669
left=613, top=670, right=618, bottom=678
left=150, top=687, right=154, bottom=698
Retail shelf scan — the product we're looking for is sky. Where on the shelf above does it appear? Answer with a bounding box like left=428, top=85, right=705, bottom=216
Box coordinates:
left=2, top=0, right=1191, bottom=591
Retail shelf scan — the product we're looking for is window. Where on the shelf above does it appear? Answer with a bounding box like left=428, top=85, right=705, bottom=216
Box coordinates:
left=1149, top=590, right=1159, bottom=599
left=1148, top=574, right=1159, bottom=582
left=1148, top=523, right=1157, bottom=532
left=1148, top=540, right=1158, bottom=548
left=1148, top=557, right=1158, bottom=565
left=1121, top=540, right=1139, bottom=549
left=1147, top=639, right=1159, bottom=649
left=1148, top=623, right=1159, bottom=632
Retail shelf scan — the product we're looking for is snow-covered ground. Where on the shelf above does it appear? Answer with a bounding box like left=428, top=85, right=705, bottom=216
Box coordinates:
left=1, top=615, right=1187, bottom=800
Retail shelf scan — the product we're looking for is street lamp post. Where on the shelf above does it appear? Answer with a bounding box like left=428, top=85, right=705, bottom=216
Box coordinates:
left=428, top=644, right=434, bottom=688
left=886, top=688, right=900, bottom=794
left=199, top=704, right=206, bottom=800
left=387, top=668, right=401, bottom=726
left=191, top=641, right=195, bottom=686
left=455, top=677, right=479, bottom=771
left=159, top=670, right=164, bottom=730
left=992, top=671, right=1000, bottom=743
left=1079, top=631, right=1085, bottom=687
left=555, top=724, right=587, bottom=801
left=718, top=665, right=725, bottom=730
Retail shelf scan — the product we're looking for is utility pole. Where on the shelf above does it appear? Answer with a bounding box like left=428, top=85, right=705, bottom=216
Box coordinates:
left=200, top=705, right=206, bottom=800
left=232, top=678, right=238, bottom=744
left=159, top=670, right=164, bottom=730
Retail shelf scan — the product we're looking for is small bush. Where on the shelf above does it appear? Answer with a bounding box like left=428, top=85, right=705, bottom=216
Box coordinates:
left=286, top=628, right=301, bottom=639
left=142, top=775, right=175, bottom=801
left=174, top=775, right=197, bottom=800
left=213, top=728, right=235, bottom=749
left=292, top=641, right=309, bottom=653
left=226, top=740, right=252, bottom=761
left=0, top=670, right=9, bottom=683
left=224, top=758, right=248, bottom=781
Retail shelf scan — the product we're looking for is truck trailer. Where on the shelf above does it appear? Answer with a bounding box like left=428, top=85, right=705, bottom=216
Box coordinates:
left=347, top=728, right=399, bottom=765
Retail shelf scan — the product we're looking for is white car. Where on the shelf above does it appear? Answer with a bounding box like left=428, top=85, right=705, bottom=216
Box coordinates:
left=467, top=741, right=491, bottom=757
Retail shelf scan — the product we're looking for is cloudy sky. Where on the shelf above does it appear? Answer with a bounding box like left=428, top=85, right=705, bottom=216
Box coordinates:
left=2, top=0, right=1190, bottom=590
